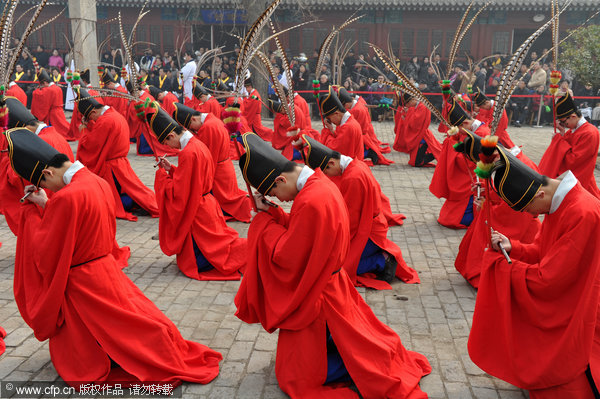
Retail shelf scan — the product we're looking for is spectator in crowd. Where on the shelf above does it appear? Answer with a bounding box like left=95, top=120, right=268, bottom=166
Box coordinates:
left=33, top=45, right=49, bottom=68
left=319, top=73, right=330, bottom=94
left=515, top=64, right=531, bottom=85
left=530, top=85, right=553, bottom=125
left=293, top=63, right=310, bottom=95
left=527, top=61, right=546, bottom=91
left=592, top=102, right=600, bottom=127
left=140, top=48, right=154, bottom=71
left=418, top=56, right=430, bottom=82
left=556, top=80, right=573, bottom=99
left=48, top=49, right=64, bottom=71
left=575, top=82, right=594, bottom=109
left=472, top=64, right=486, bottom=93
left=369, top=75, right=388, bottom=122
left=404, top=56, right=420, bottom=81
left=111, top=49, right=123, bottom=68
left=432, top=53, right=445, bottom=74
left=487, top=77, right=500, bottom=96
left=487, top=64, right=502, bottom=89
left=509, top=80, right=531, bottom=127
left=17, top=51, right=35, bottom=77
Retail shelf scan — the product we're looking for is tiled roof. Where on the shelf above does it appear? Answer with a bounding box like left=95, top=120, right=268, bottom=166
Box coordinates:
left=21, top=0, right=599, bottom=10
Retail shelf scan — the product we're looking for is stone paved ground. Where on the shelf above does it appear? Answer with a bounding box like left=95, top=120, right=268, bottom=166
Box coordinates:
left=1, top=118, right=599, bottom=399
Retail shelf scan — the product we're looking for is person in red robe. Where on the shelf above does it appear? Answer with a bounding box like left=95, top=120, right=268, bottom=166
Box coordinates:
left=468, top=145, right=600, bottom=398
left=99, top=69, right=129, bottom=117
left=0, top=96, right=74, bottom=234
left=319, top=87, right=364, bottom=160
left=301, top=135, right=419, bottom=290
left=75, top=88, right=159, bottom=221
left=235, top=132, right=431, bottom=398
left=291, top=89, right=312, bottom=129
left=172, top=103, right=252, bottom=223
left=144, top=102, right=247, bottom=280
left=398, top=92, right=442, bottom=167
left=6, top=82, right=27, bottom=105
left=269, top=99, right=317, bottom=161
left=8, top=129, right=221, bottom=389
left=0, top=326, right=5, bottom=355
left=148, top=85, right=179, bottom=118
left=348, top=90, right=390, bottom=152
left=125, top=81, right=178, bottom=157
left=429, top=98, right=476, bottom=229
left=243, top=78, right=273, bottom=141
left=452, top=131, right=541, bottom=289
left=471, top=88, right=516, bottom=149
left=193, top=82, right=223, bottom=118
left=538, top=91, right=600, bottom=199
left=30, top=69, right=72, bottom=141
left=393, top=92, right=409, bottom=153
left=67, top=69, right=102, bottom=142
left=337, top=87, right=394, bottom=165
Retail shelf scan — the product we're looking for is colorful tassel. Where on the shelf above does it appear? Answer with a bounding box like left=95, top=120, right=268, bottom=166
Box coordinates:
left=312, top=79, right=320, bottom=98
left=222, top=104, right=242, bottom=135
left=474, top=135, right=498, bottom=178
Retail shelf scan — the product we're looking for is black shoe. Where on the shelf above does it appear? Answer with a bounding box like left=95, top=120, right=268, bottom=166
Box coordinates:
left=131, top=207, right=150, bottom=217
left=376, top=255, right=397, bottom=284
left=514, top=121, right=521, bottom=127
left=366, top=148, right=379, bottom=165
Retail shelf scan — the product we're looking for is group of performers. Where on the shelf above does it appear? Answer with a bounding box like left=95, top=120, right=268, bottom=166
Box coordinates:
left=0, top=0, right=599, bottom=397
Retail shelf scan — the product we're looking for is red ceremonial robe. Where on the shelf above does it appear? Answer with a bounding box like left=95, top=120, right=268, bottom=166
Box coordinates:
left=538, top=121, right=600, bottom=199
left=101, top=85, right=129, bottom=117
left=271, top=108, right=317, bottom=160
left=393, top=106, right=409, bottom=153
left=455, top=188, right=541, bottom=289
left=476, top=105, right=516, bottom=149
left=68, top=86, right=103, bottom=142
left=159, top=92, right=179, bottom=118
left=351, top=97, right=388, bottom=148
left=15, top=167, right=221, bottom=388
left=403, top=102, right=442, bottom=166
left=235, top=169, right=431, bottom=398
left=380, top=193, right=406, bottom=226
left=77, top=107, right=159, bottom=221
left=196, top=96, right=223, bottom=119
left=0, top=326, right=5, bottom=355
left=127, top=91, right=179, bottom=157
left=193, top=114, right=252, bottom=223
left=0, top=125, right=74, bottom=235
left=6, top=83, right=27, bottom=106
left=429, top=137, right=475, bottom=229
left=349, top=101, right=394, bottom=165
left=294, top=93, right=312, bottom=129
left=31, top=84, right=72, bottom=141
left=335, top=159, right=419, bottom=289
left=320, top=113, right=365, bottom=160
left=468, top=181, right=600, bottom=397
left=154, top=136, right=246, bottom=280
left=243, top=89, right=274, bottom=141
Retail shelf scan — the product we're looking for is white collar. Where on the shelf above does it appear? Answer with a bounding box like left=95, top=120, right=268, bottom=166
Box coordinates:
left=471, top=119, right=483, bottom=132
left=8, top=81, right=16, bottom=88
left=179, top=130, right=194, bottom=149
left=48, top=82, right=54, bottom=87
left=100, top=105, right=109, bottom=116
left=350, top=99, right=357, bottom=109
left=201, top=113, right=208, bottom=124
left=296, top=165, right=314, bottom=191
left=340, top=155, right=353, bottom=172
left=340, top=111, right=351, bottom=127
left=34, top=123, right=47, bottom=135
left=550, top=171, right=577, bottom=214
left=509, top=146, right=522, bottom=156
left=294, top=92, right=299, bottom=97
left=206, top=94, right=212, bottom=101
left=63, top=161, right=84, bottom=185
left=572, top=117, right=586, bottom=133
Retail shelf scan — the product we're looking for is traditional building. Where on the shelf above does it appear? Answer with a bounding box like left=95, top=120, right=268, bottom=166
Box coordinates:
left=15, top=0, right=598, bottom=62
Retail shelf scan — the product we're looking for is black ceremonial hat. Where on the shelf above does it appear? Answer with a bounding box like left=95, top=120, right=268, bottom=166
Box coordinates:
left=80, top=69, right=90, bottom=83
left=172, top=103, right=200, bottom=130
left=192, top=79, right=208, bottom=99
left=320, top=86, right=345, bottom=117
left=268, top=99, right=284, bottom=114
left=101, top=69, right=114, bottom=85
left=492, top=146, right=545, bottom=211
left=554, top=91, right=577, bottom=119
left=76, top=88, right=102, bottom=119
left=36, top=68, right=51, bottom=84
left=471, top=88, right=489, bottom=106
left=336, top=86, right=353, bottom=105
left=462, top=100, right=474, bottom=114
left=146, top=102, right=180, bottom=143
left=454, top=129, right=483, bottom=164
left=244, top=77, right=252, bottom=86
left=447, top=97, right=469, bottom=126
left=400, top=92, right=413, bottom=105
left=148, top=85, right=162, bottom=99
left=6, top=96, right=38, bottom=128
left=301, top=134, right=336, bottom=171
left=125, top=79, right=135, bottom=94
left=4, top=128, right=60, bottom=186
left=239, top=132, right=290, bottom=196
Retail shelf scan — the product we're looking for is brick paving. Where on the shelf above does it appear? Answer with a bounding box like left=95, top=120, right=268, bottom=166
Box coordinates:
left=1, top=118, right=598, bottom=398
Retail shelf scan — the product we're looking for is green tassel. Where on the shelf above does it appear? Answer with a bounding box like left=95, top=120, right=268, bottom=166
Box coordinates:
left=453, top=141, right=463, bottom=150
left=474, top=167, right=492, bottom=179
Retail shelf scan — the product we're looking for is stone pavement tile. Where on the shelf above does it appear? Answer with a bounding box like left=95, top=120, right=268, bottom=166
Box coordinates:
left=445, top=381, right=474, bottom=399
left=213, top=361, right=245, bottom=387
left=420, top=373, right=446, bottom=398
left=236, top=374, right=265, bottom=398
left=17, top=350, right=51, bottom=373
left=247, top=350, right=273, bottom=374
left=183, top=381, right=212, bottom=395
left=236, top=323, right=261, bottom=341
left=208, top=386, right=237, bottom=398
left=0, top=356, right=26, bottom=379
left=473, top=387, right=500, bottom=399
left=226, top=341, right=253, bottom=361
left=469, top=376, right=497, bottom=389
left=210, top=329, right=236, bottom=349
left=498, top=390, right=528, bottom=398
left=262, top=384, right=288, bottom=399
left=462, top=354, right=486, bottom=376
left=440, top=360, right=468, bottom=382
